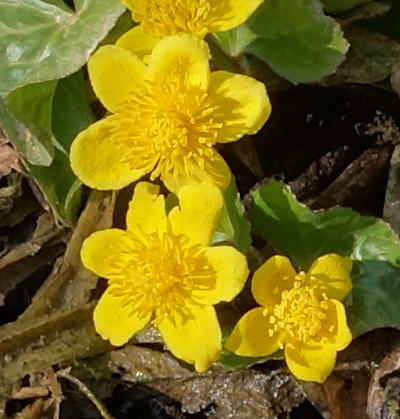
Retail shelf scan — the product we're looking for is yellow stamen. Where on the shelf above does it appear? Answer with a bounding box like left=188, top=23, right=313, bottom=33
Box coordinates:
left=132, top=0, right=221, bottom=37
left=111, top=79, right=223, bottom=183
left=107, top=229, right=216, bottom=325
left=270, top=284, right=330, bottom=344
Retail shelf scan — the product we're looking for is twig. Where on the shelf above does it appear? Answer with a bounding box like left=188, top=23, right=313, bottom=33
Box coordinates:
left=57, top=369, right=115, bottom=419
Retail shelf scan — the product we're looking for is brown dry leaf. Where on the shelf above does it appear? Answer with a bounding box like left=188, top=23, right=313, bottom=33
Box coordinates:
left=110, top=345, right=195, bottom=383
left=368, top=345, right=400, bottom=419
left=148, top=368, right=303, bottom=418
left=0, top=302, right=111, bottom=398
left=19, top=190, right=116, bottom=320
left=110, top=345, right=303, bottom=418
left=15, top=398, right=45, bottom=419
left=303, top=329, right=400, bottom=419
left=0, top=137, right=22, bottom=177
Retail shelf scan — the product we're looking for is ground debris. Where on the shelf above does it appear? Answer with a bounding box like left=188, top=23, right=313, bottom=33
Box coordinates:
left=0, top=136, right=22, bottom=177
left=147, top=368, right=304, bottom=418
left=108, top=344, right=303, bottom=418
left=304, top=328, right=400, bottom=418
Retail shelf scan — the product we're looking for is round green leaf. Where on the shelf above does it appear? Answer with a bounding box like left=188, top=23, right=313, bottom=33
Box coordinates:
left=213, top=0, right=349, bottom=83
left=250, top=180, right=400, bottom=336
left=0, top=0, right=124, bottom=94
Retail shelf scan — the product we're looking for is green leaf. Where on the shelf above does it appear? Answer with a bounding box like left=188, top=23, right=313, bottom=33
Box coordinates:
left=250, top=180, right=400, bottom=335
left=213, top=180, right=251, bottom=253
left=0, top=0, right=124, bottom=95
left=0, top=71, right=94, bottom=224
left=321, top=0, right=373, bottom=13
left=213, top=0, right=349, bottom=84
left=51, top=70, right=94, bottom=152
left=219, top=349, right=283, bottom=370
left=5, top=81, right=57, bottom=166
left=99, top=11, right=135, bottom=46
left=322, top=25, right=400, bottom=85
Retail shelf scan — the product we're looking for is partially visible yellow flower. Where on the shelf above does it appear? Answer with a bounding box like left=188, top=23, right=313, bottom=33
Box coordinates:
left=117, top=0, right=264, bottom=58
left=81, top=181, right=249, bottom=372
left=226, top=254, right=353, bottom=383
left=70, top=35, right=271, bottom=193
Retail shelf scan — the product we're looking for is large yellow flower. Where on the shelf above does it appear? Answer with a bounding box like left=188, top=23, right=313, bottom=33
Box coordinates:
left=70, top=35, right=270, bottom=193
left=81, top=181, right=249, bottom=372
left=117, top=0, right=264, bottom=58
left=226, top=254, right=353, bottom=383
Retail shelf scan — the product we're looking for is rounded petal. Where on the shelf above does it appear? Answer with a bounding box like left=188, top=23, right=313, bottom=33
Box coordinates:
left=168, top=182, right=223, bottom=246
left=70, top=119, right=154, bottom=190
left=285, top=342, right=337, bottom=383
left=208, top=0, right=263, bottom=32
left=209, top=71, right=271, bottom=143
left=158, top=305, right=222, bottom=372
left=252, top=255, right=296, bottom=307
left=195, top=246, right=249, bottom=304
left=146, top=35, right=210, bottom=90
left=94, top=288, right=151, bottom=346
left=320, top=300, right=352, bottom=351
left=120, top=0, right=144, bottom=17
left=81, top=228, right=135, bottom=279
left=225, top=307, right=281, bottom=357
left=162, top=149, right=231, bottom=194
left=116, top=25, right=158, bottom=59
left=88, top=45, right=146, bottom=112
left=307, top=254, right=353, bottom=301
left=126, top=182, right=167, bottom=235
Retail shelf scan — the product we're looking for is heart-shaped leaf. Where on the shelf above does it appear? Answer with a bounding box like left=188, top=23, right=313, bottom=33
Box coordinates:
left=213, top=0, right=349, bottom=83
left=250, top=180, right=400, bottom=335
left=0, top=0, right=124, bottom=94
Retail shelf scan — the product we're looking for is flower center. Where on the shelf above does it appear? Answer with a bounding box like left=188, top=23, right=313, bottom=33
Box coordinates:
left=132, top=0, right=214, bottom=37
left=265, top=273, right=334, bottom=345
left=111, top=80, right=223, bottom=181
left=107, top=230, right=216, bottom=324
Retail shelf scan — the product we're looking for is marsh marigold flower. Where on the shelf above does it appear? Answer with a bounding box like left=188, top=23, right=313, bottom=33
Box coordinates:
left=81, top=181, right=249, bottom=372
left=226, top=254, right=353, bottom=382
left=116, top=0, right=264, bottom=58
left=70, top=35, right=271, bottom=193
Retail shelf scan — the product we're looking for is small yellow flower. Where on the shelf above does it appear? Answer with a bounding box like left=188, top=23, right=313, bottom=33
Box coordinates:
left=117, top=0, right=264, bottom=58
left=81, top=181, right=249, bottom=372
left=70, top=35, right=270, bottom=193
left=226, top=254, right=353, bottom=383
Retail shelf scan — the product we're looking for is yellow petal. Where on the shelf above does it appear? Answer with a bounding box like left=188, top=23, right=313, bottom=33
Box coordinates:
left=320, top=299, right=352, bottom=351
left=81, top=228, right=135, bottom=279
left=88, top=45, right=146, bottom=113
left=70, top=119, right=155, bottom=190
left=120, top=0, right=144, bottom=16
left=209, top=71, right=271, bottom=143
left=158, top=305, right=222, bottom=372
left=225, top=307, right=281, bottom=357
left=116, top=25, right=158, bottom=59
left=195, top=246, right=249, bottom=304
left=307, top=254, right=353, bottom=301
left=285, top=342, right=337, bottom=383
left=162, top=149, right=232, bottom=194
left=252, top=255, right=296, bottom=307
left=168, top=182, right=223, bottom=246
left=94, top=288, right=151, bottom=346
left=146, top=35, right=210, bottom=90
left=126, top=182, right=167, bottom=235
left=208, top=0, right=264, bottom=32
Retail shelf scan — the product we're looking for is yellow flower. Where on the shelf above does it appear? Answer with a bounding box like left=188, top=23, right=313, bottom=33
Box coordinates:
left=81, top=181, right=249, bottom=372
left=226, top=254, right=353, bottom=383
left=70, top=35, right=271, bottom=193
left=117, top=0, right=264, bottom=58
